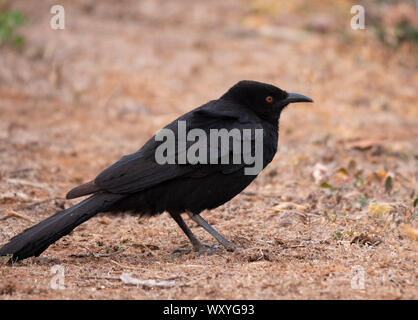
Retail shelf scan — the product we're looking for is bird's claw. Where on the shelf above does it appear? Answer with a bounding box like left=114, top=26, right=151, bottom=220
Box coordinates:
left=171, top=248, right=192, bottom=255
left=224, top=243, right=237, bottom=252
left=171, top=243, right=233, bottom=256
left=195, top=244, right=221, bottom=256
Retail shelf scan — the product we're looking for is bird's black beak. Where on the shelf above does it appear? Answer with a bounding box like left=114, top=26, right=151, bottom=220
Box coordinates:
left=277, top=92, right=313, bottom=108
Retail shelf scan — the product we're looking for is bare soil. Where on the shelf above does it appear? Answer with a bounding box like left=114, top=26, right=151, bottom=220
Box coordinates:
left=0, top=0, right=417, bottom=299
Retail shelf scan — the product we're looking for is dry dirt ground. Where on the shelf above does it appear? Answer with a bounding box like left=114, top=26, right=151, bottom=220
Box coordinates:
left=0, top=0, right=417, bottom=299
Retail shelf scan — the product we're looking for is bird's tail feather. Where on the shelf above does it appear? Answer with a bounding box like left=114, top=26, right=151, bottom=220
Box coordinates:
left=0, top=192, right=124, bottom=262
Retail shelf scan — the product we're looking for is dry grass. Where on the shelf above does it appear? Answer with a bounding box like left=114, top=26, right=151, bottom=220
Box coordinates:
left=0, top=0, right=417, bottom=299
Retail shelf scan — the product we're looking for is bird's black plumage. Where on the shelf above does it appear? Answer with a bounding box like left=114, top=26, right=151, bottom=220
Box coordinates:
left=0, top=80, right=312, bottom=261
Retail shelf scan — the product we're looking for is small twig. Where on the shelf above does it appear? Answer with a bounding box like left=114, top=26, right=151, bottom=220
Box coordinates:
left=0, top=210, right=34, bottom=222
left=8, top=167, right=34, bottom=176
left=70, top=246, right=124, bottom=259
left=78, top=275, right=120, bottom=281
left=91, top=251, right=123, bottom=258
left=241, top=190, right=279, bottom=197
left=6, top=178, right=49, bottom=190
left=110, top=259, right=139, bottom=270
left=110, top=259, right=166, bottom=272
left=17, top=197, right=65, bottom=210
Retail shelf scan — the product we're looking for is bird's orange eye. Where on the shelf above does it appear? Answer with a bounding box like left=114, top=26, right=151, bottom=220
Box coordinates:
left=266, top=96, right=274, bottom=103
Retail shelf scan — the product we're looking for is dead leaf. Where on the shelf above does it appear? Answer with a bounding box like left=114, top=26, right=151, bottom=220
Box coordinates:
left=402, top=225, right=418, bottom=240
left=351, top=234, right=382, bottom=246
left=272, top=202, right=309, bottom=212
left=369, top=202, right=392, bottom=217
left=277, top=210, right=308, bottom=227
left=385, top=176, right=393, bottom=194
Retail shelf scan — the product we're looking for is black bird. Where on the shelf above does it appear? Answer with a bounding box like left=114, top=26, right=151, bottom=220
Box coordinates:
left=0, top=80, right=312, bottom=262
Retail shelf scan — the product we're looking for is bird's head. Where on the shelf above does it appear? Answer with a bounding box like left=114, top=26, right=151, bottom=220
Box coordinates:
left=221, top=80, right=313, bottom=121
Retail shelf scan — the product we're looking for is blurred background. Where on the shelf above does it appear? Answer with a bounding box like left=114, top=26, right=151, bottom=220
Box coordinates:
left=0, top=0, right=417, bottom=299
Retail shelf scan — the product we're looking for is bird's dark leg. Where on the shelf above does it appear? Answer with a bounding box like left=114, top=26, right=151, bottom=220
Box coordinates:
left=169, top=213, right=222, bottom=255
left=169, top=212, right=203, bottom=252
left=187, top=212, right=236, bottom=252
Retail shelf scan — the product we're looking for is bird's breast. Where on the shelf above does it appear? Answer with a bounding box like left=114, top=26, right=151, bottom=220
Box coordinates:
left=262, top=129, right=278, bottom=167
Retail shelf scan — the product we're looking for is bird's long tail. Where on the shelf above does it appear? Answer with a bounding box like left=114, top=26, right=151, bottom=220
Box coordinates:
left=0, top=193, right=124, bottom=262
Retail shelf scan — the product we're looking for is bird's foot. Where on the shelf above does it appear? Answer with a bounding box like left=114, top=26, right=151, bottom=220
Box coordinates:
left=222, top=242, right=237, bottom=252
left=171, top=248, right=192, bottom=255
left=195, top=243, right=221, bottom=256
left=171, top=243, right=232, bottom=256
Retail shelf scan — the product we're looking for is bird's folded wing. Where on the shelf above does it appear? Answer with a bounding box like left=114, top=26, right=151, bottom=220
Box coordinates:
left=94, top=101, right=262, bottom=194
